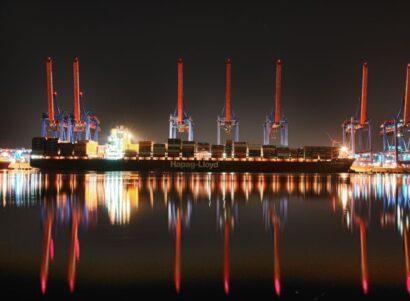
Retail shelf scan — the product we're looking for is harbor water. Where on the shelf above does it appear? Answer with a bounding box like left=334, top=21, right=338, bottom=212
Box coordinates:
left=0, top=171, right=409, bottom=300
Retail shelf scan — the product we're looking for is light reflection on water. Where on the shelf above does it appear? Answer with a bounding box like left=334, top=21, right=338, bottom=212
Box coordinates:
left=0, top=171, right=410, bottom=298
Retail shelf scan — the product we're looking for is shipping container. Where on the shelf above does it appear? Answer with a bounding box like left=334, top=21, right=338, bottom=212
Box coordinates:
left=197, top=142, right=210, bottom=152
left=138, top=141, right=152, bottom=148
left=248, top=144, right=261, bottom=157
left=124, top=150, right=137, bottom=158
left=276, top=147, right=290, bottom=159
left=45, top=138, right=59, bottom=156
left=233, top=142, right=247, bottom=158
left=262, top=145, right=276, bottom=159
left=126, top=143, right=139, bottom=152
left=32, top=137, right=46, bottom=155
left=85, top=141, right=98, bottom=157
left=181, top=141, right=195, bottom=157
left=167, top=151, right=180, bottom=157
left=97, top=145, right=106, bottom=158
left=211, top=144, right=224, bottom=158
left=167, top=141, right=181, bottom=157
left=181, top=150, right=195, bottom=157
left=74, top=142, right=87, bottom=156
left=138, top=140, right=152, bottom=157
left=225, top=140, right=233, bottom=158
left=168, top=138, right=181, bottom=145
left=289, top=148, right=299, bottom=159
left=153, top=143, right=166, bottom=157
left=196, top=142, right=210, bottom=159
left=59, top=142, right=74, bottom=156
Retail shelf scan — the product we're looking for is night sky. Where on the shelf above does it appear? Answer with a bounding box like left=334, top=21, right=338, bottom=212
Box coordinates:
left=1, top=0, right=410, bottom=148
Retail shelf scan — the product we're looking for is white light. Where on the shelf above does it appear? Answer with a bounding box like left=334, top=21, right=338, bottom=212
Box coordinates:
left=105, top=126, right=135, bottom=160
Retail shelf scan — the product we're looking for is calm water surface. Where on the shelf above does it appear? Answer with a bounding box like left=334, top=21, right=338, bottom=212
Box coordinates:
left=0, top=171, right=409, bottom=300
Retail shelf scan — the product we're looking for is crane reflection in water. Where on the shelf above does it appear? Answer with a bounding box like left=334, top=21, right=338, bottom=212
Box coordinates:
left=0, top=171, right=410, bottom=297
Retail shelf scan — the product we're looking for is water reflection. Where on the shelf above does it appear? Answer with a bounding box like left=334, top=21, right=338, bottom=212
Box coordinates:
left=168, top=192, right=192, bottom=293
left=1, top=172, right=410, bottom=297
left=39, top=179, right=91, bottom=294
left=263, top=196, right=287, bottom=296
left=0, top=171, right=41, bottom=207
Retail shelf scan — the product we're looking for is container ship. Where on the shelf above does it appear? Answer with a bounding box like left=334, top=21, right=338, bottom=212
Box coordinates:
left=30, top=136, right=354, bottom=173
left=31, top=57, right=354, bottom=173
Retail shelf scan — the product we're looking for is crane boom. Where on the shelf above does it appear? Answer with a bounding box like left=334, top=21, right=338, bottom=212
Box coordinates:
left=360, top=63, right=368, bottom=126
left=46, top=57, right=55, bottom=122
left=403, top=63, right=410, bottom=125
left=225, top=59, right=231, bottom=123
left=73, top=58, right=81, bottom=123
left=275, top=60, right=282, bottom=124
left=177, top=59, right=183, bottom=125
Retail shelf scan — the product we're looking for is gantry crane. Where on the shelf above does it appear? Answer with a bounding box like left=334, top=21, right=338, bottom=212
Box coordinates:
left=169, top=59, right=194, bottom=141
left=380, top=64, right=410, bottom=163
left=217, top=59, right=239, bottom=145
left=67, top=57, right=100, bottom=143
left=263, top=60, right=288, bottom=146
left=41, top=57, right=67, bottom=140
left=342, top=63, right=372, bottom=157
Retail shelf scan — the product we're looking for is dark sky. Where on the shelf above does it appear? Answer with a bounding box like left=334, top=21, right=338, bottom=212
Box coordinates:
left=1, top=0, right=410, bottom=148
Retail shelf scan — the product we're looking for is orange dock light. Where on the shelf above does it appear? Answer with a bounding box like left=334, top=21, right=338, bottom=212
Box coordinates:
left=46, top=57, right=55, bottom=122
left=73, top=57, right=81, bottom=123
left=177, top=58, right=184, bottom=125
left=403, top=63, right=410, bottom=126
left=275, top=60, right=282, bottom=124
left=360, top=63, right=368, bottom=126
left=225, top=59, right=232, bottom=124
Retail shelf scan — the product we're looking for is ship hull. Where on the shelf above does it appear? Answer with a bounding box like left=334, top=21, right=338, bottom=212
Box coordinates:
left=30, top=158, right=354, bottom=173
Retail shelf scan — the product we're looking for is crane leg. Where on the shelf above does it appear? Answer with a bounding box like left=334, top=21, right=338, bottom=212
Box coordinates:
left=235, top=122, right=239, bottom=142
left=217, top=120, right=221, bottom=145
